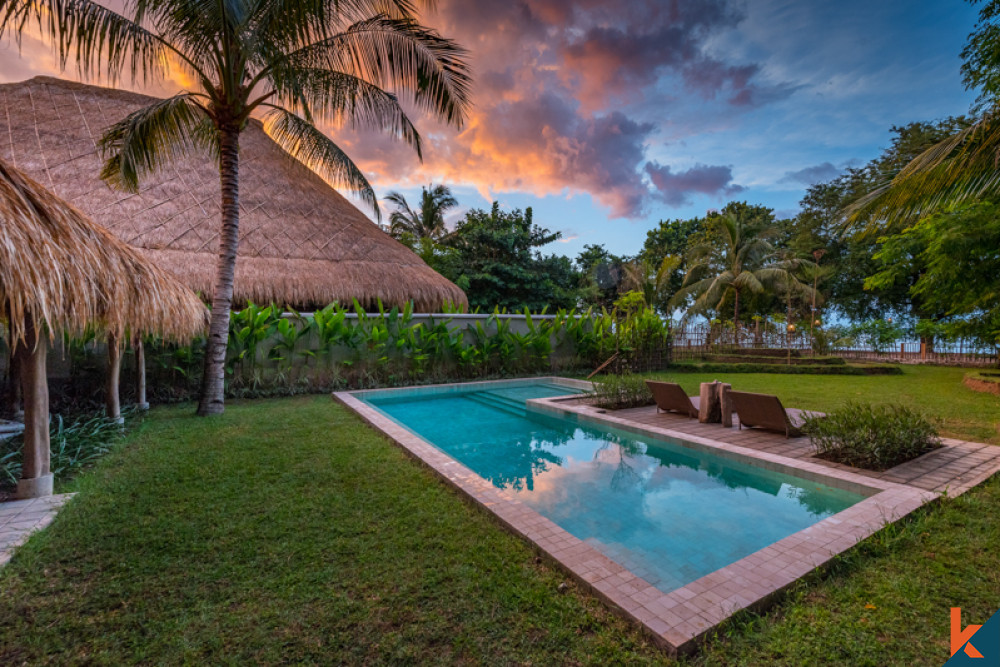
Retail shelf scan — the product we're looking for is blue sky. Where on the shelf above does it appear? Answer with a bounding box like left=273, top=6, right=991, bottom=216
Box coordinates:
left=362, top=1, right=980, bottom=260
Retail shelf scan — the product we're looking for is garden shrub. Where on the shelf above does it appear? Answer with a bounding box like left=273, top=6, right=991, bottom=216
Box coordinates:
left=803, top=402, right=940, bottom=471
left=586, top=373, right=654, bottom=410
left=0, top=408, right=138, bottom=489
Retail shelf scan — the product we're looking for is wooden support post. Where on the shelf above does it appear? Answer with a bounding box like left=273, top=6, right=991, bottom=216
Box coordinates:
left=920, top=341, right=927, bottom=361
left=698, top=381, right=722, bottom=424
left=720, top=383, right=733, bottom=428
left=15, top=318, right=51, bottom=499
left=106, top=333, right=122, bottom=422
left=135, top=339, right=149, bottom=410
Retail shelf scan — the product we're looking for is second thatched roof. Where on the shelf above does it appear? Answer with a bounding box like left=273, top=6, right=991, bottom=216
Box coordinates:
left=0, top=76, right=468, bottom=311
left=0, top=157, right=208, bottom=346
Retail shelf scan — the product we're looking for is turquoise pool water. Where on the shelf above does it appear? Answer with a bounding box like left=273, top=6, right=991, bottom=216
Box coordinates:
left=362, top=382, right=865, bottom=593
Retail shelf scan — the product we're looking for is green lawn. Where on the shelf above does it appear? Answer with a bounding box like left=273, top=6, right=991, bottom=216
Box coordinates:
left=0, top=367, right=998, bottom=665
left=644, top=365, right=1000, bottom=444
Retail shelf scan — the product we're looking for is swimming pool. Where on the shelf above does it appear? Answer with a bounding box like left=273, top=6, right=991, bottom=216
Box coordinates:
left=361, top=380, right=865, bottom=594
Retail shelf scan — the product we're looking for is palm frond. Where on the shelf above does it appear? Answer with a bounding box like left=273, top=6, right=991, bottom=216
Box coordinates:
left=281, top=16, right=472, bottom=127
left=845, top=109, right=1000, bottom=230
left=97, top=93, right=213, bottom=192
left=263, top=106, right=377, bottom=216
left=0, top=0, right=169, bottom=82
left=266, top=66, right=421, bottom=156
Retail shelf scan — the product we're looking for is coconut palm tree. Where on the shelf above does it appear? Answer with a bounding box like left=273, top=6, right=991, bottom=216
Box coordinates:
left=672, top=212, right=777, bottom=327
left=0, top=0, right=471, bottom=415
left=384, top=183, right=457, bottom=241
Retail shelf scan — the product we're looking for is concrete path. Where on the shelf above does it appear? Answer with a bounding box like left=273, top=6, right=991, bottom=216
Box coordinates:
left=0, top=494, right=74, bottom=568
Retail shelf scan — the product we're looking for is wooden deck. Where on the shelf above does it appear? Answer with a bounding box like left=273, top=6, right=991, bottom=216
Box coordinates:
left=610, top=403, right=1000, bottom=496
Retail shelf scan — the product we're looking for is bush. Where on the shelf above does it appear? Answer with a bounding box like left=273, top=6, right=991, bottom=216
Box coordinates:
left=586, top=373, right=654, bottom=410
left=0, top=409, right=138, bottom=489
left=803, top=402, right=941, bottom=471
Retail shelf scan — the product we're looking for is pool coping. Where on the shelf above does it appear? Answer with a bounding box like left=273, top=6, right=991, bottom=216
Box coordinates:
left=334, top=377, right=939, bottom=655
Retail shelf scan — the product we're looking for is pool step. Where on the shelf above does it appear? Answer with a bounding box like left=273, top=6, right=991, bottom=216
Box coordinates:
left=465, top=391, right=526, bottom=416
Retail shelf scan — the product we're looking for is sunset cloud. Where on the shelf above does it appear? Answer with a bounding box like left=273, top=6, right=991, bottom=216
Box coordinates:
left=645, top=162, right=745, bottom=207
left=330, top=0, right=785, bottom=218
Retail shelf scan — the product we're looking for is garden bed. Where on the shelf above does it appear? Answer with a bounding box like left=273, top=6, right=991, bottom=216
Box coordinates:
left=963, top=371, right=1000, bottom=396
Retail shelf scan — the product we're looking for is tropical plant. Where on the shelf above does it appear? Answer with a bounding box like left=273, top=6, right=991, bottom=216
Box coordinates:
left=673, top=209, right=777, bottom=327
left=384, top=183, right=458, bottom=241
left=0, top=0, right=472, bottom=415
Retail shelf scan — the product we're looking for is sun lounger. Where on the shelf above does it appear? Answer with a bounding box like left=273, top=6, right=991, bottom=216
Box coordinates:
left=729, top=391, right=814, bottom=438
left=645, top=380, right=698, bottom=418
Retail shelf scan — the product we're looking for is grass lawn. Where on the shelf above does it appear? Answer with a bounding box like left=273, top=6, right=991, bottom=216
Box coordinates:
left=0, top=367, right=997, bottom=664
left=644, top=364, right=1000, bottom=444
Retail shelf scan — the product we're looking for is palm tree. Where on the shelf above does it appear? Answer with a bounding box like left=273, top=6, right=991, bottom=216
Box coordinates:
left=672, top=212, right=776, bottom=327
left=0, top=0, right=471, bottom=415
left=384, top=183, right=457, bottom=241
left=761, top=251, right=817, bottom=362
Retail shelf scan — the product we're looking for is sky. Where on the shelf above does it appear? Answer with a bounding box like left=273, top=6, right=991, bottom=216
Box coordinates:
left=0, top=0, right=982, bottom=260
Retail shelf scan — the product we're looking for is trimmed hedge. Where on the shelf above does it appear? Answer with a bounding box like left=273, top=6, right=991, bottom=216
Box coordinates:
left=693, top=354, right=847, bottom=366
left=667, top=361, right=903, bottom=376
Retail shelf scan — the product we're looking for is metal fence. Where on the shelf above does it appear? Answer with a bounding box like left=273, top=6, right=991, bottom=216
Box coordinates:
left=668, top=324, right=999, bottom=367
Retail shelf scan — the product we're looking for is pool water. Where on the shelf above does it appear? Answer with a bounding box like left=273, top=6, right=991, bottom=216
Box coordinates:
left=363, top=382, right=864, bottom=593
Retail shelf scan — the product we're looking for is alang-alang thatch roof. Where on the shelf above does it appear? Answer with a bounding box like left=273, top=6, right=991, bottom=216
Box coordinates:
left=0, top=157, right=208, bottom=345
left=0, top=76, right=468, bottom=311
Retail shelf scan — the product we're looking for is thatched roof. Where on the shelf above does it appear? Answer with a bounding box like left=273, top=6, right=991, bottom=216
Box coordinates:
left=0, top=157, right=208, bottom=345
left=0, top=76, right=468, bottom=311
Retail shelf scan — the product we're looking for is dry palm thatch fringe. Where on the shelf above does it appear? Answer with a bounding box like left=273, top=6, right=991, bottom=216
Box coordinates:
left=0, top=157, right=208, bottom=347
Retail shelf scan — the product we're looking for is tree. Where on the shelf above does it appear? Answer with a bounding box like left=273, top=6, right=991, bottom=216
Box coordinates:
left=441, top=202, right=577, bottom=311
left=673, top=206, right=777, bottom=326
left=1, top=0, right=471, bottom=415
left=867, top=200, right=1000, bottom=344
left=639, top=216, right=705, bottom=263
left=384, top=184, right=458, bottom=242
left=575, top=244, right=628, bottom=310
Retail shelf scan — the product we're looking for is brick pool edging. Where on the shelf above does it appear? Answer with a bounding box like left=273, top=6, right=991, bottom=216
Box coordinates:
left=334, top=378, right=940, bottom=655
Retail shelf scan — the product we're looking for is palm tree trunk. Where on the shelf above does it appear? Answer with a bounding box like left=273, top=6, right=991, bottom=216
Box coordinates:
left=733, top=288, right=740, bottom=332
left=197, top=123, right=241, bottom=416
